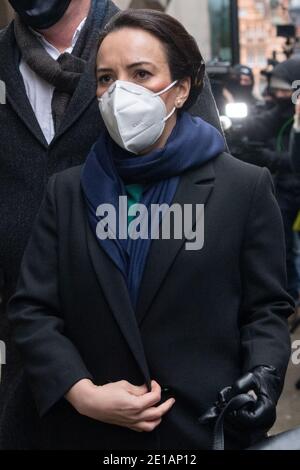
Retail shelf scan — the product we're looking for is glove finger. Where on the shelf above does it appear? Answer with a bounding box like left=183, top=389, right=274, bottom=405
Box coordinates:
left=229, top=395, right=276, bottom=431
left=232, top=372, right=258, bottom=396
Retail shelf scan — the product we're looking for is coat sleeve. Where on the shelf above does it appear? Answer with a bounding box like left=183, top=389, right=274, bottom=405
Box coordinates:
left=7, top=175, right=93, bottom=417
left=239, top=167, right=294, bottom=379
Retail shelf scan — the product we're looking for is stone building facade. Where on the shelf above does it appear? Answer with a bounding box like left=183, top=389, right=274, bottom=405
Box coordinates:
left=239, top=0, right=291, bottom=93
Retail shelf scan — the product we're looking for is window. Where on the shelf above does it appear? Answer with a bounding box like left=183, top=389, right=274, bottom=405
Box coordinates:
left=208, top=0, right=232, bottom=62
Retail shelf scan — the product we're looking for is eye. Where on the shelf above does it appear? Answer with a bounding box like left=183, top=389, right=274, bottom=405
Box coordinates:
left=134, top=70, right=152, bottom=80
left=98, top=75, right=113, bottom=85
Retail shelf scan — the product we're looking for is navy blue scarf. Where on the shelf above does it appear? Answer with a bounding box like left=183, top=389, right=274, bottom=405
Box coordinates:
left=81, top=112, right=225, bottom=307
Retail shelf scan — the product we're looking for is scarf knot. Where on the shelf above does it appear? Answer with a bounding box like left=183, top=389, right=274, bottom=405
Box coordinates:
left=14, top=0, right=111, bottom=131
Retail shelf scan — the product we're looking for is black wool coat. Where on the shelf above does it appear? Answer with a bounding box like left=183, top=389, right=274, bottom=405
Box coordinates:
left=0, top=7, right=225, bottom=416
left=6, top=152, right=293, bottom=450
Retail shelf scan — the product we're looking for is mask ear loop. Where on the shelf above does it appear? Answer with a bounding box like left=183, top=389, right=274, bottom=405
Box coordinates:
left=155, top=80, right=179, bottom=122
left=164, top=106, right=177, bottom=122
left=154, top=79, right=179, bottom=97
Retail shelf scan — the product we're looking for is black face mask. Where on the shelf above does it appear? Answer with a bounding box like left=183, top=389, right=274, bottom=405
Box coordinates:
left=9, top=0, right=72, bottom=29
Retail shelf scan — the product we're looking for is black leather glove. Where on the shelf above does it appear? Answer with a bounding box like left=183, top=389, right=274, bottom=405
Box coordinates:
left=225, top=366, right=282, bottom=432
left=200, top=366, right=282, bottom=434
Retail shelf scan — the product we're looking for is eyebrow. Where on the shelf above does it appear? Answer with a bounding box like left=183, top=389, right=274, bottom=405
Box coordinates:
left=97, top=61, right=154, bottom=73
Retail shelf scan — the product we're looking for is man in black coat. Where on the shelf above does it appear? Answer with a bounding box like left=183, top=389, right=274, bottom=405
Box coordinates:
left=0, top=0, right=120, bottom=419
left=0, top=0, right=225, bottom=434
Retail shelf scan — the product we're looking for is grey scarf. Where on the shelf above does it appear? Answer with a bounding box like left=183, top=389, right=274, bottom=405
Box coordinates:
left=14, top=0, right=117, bottom=132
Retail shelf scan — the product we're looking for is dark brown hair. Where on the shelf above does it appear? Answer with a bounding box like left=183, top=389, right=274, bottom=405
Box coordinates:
left=97, top=9, right=205, bottom=110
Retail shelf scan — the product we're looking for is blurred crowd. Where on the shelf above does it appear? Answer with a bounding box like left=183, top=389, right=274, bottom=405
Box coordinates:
left=210, top=56, right=300, bottom=338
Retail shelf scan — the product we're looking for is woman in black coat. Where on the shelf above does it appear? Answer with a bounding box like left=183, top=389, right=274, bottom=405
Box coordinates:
left=7, top=10, right=293, bottom=450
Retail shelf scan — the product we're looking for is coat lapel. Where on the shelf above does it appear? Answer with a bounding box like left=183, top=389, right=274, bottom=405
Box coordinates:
left=85, top=215, right=152, bottom=389
left=135, top=159, right=217, bottom=325
left=0, top=25, right=48, bottom=148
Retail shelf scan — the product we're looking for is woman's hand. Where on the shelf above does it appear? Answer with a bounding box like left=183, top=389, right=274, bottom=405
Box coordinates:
left=65, top=379, right=175, bottom=432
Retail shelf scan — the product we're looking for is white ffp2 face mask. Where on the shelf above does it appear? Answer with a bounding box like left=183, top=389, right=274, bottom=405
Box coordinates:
left=98, top=80, right=178, bottom=154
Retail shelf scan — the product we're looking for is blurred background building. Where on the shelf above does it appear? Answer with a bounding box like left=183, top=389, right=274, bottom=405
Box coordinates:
left=113, top=0, right=300, bottom=96
left=239, top=0, right=294, bottom=95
